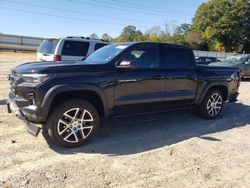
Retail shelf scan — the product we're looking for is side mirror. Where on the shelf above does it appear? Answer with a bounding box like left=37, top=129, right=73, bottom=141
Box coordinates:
left=116, top=60, right=136, bottom=69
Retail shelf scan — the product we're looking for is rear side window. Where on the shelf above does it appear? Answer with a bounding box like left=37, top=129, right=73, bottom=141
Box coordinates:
left=205, top=58, right=215, bottom=63
left=94, top=43, right=108, bottom=51
left=161, top=45, right=193, bottom=69
left=37, top=39, right=58, bottom=54
left=196, top=57, right=202, bottom=64
left=62, top=41, right=90, bottom=56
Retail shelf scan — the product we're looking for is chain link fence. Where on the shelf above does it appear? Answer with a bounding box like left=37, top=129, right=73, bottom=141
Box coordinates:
left=0, top=33, right=43, bottom=51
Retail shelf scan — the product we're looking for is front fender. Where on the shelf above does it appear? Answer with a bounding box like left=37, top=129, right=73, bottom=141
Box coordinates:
left=37, top=84, right=110, bottom=121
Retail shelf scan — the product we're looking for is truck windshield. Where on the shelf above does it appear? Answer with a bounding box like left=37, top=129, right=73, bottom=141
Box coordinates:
left=84, top=44, right=129, bottom=64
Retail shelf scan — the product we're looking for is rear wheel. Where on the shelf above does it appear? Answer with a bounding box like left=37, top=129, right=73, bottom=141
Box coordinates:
left=44, top=99, right=99, bottom=147
left=199, top=89, right=224, bottom=119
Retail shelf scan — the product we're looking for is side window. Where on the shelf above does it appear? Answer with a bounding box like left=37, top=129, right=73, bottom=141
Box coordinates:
left=205, top=58, right=214, bottom=64
left=196, top=58, right=202, bottom=64
left=62, top=41, right=90, bottom=56
left=162, top=45, right=193, bottom=69
left=94, top=43, right=108, bottom=51
left=38, top=39, right=58, bottom=54
left=121, top=45, right=160, bottom=69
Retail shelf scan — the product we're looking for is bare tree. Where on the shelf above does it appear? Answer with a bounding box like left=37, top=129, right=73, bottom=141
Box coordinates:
left=145, top=26, right=161, bottom=35
left=89, top=33, right=99, bottom=39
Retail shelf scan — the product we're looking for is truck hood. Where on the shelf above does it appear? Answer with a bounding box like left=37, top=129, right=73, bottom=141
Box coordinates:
left=12, top=61, right=108, bottom=74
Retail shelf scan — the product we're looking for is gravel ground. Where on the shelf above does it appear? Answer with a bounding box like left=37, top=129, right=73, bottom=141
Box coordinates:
left=0, top=52, right=250, bottom=188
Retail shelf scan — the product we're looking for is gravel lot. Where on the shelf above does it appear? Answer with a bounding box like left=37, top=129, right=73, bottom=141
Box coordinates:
left=0, top=52, right=250, bottom=188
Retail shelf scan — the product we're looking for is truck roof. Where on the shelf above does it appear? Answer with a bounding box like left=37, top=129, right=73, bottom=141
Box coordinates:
left=114, top=41, right=191, bottom=49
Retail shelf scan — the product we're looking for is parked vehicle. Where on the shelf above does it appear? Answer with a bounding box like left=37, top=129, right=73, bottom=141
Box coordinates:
left=37, top=36, right=110, bottom=62
left=37, top=37, right=59, bottom=61
left=196, top=56, right=221, bottom=65
left=7, top=42, right=240, bottom=147
left=222, top=55, right=250, bottom=78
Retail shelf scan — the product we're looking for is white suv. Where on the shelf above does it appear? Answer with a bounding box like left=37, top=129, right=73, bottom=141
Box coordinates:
left=37, top=36, right=110, bottom=62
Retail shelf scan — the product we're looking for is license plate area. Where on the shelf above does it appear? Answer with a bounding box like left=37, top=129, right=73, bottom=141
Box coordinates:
left=7, top=103, right=11, bottom=113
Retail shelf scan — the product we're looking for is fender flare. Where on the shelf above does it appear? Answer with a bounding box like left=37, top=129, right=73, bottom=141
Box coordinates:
left=38, top=84, right=110, bottom=121
left=195, top=81, right=229, bottom=105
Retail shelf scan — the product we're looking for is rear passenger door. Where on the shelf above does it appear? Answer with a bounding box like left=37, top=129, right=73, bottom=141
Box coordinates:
left=161, top=45, right=198, bottom=103
left=60, top=40, right=90, bottom=61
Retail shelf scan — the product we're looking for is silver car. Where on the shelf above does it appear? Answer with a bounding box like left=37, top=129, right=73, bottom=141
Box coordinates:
left=223, top=55, right=250, bottom=78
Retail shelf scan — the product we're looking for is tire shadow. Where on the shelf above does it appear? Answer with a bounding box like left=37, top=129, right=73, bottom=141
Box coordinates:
left=241, top=78, right=250, bottom=82
left=44, top=101, right=250, bottom=155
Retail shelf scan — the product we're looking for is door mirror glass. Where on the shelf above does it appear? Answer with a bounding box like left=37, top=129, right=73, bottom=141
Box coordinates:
left=116, top=44, right=160, bottom=69
left=116, top=60, right=136, bottom=69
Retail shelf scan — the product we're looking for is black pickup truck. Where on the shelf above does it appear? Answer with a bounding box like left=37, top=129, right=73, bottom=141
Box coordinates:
left=7, top=42, right=240, bottom=147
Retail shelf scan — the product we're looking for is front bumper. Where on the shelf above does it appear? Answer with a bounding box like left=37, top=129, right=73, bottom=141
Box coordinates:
left=6, top=98, right=41, bottom=136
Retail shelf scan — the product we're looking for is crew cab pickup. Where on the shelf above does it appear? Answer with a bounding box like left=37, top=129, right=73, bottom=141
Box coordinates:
left=7, top=42, right=240, bottom=147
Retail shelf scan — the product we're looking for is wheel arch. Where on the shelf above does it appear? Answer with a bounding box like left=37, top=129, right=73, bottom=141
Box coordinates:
left=196, top=82, right=229, bottom=105
left=39, top=84, right=110, bottom=122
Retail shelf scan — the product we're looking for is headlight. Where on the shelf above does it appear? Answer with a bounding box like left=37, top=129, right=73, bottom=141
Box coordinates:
left=22, top=74, right=53, bottom=84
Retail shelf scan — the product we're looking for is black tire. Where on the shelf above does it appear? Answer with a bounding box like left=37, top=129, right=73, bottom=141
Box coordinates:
left=44, top=99, right=99, bottom=148
left=199, top=89, right=224, bottom=119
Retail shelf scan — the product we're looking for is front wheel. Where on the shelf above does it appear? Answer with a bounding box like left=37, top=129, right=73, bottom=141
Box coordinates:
left=199, top=89, right=224, bottom=119
left=44, top=99, right=100, bottom=148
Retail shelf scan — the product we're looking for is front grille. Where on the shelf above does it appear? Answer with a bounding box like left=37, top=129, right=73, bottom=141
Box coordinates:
left=9, top=70, right=20, bottom=88
left=10, top=77, right=16, bottom=87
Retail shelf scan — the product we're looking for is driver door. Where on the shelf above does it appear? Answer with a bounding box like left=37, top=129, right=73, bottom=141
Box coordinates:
left=113, top=43, right=166, bottom=115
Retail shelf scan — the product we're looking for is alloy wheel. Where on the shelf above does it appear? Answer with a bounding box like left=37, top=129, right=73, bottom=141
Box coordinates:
left=57, top=108, right=94, bottom=143
left=206, top=93, right=223, bottom=117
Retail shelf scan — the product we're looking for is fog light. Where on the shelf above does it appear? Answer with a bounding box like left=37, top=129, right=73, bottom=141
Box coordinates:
left=27, top=93, right=36, bottom=105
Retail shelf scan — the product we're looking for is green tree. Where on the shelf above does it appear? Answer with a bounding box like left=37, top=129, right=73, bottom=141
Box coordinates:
left=171, top=23, right=191, bottom=46
left=192, top=0, right=250, bottom=52
left=120, top=25, right=137, bottom=41
left=173, top=34, right=189, bottom=46
left=113, top=25, right=144, bottom=42
left=112, top=36, right=123, bottom=43
left=146, top=34, right=160, bottom=42
left=175, top=23, right=191, bottom=36
left=133, top=30, right=144, bottom=41
left=186, top=31, right=208, bottom=50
